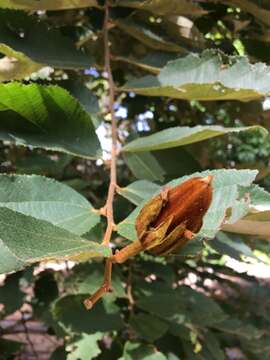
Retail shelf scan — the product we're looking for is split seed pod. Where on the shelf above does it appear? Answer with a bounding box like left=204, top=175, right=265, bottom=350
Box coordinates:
left=135, top=175, right=213, bottom=256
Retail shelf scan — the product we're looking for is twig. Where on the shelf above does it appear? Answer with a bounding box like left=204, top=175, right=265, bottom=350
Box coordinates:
left=102, top=0, right=117, bottom=247
left=84, top=258, right=113, bottom=310
left=127, top=263, right=135, bottom=317
left=84, top=0, right=117, bottom=310
left=20, top=311, right=39, bottom=360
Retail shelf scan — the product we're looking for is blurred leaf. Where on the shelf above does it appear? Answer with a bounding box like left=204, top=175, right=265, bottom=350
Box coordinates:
left=0, top=338, right=23, bottom=358
left=50, top=346, right=68, bottom=360
left=114, top=0, right=206, bottom=16
left=0, top=83, right=102, bottom=159
left=226, top=198, right=250, bottom=225
left=245, top=211, right=270, bottom=221
left=82, top=223, right=104, bottom=243
left=241, top=335, right=270, bottom=356
left=0, top=0, right=98, bottom=10
left=123, top=152, right=165, bottom=182
left=59, top=80, right=101, bottom=128
left=123, top=125, right=265, bottom=152
left=123, top=50, right=270, bottom=101
left=0, top=44, right=41, bottom=81
left=222, top=216, right=270, bottom=237
left=0, top=208, right=110, bottom=274
left=243, top=39, right=270, bottom=63
left=137, top=285, right=227, bottom=326
left=0, top=272, right=24, bottom=314
left=16, top=153, right=71, bottom=176
left=176, top=237, right=204, bottom=257
left=213, top=318, right=262, bottom=340
left=226, top=0, right=270, bottom=26
left=140, top=260, right=176, bottom=283
left=210, top=232, right=256, bottom=261
left=117, top=169, right=258, bottom=241
left=0, top=10, right=93, bottom=69
left=115, top=18, right=184, bottom=53
left=52, top=294, right=124, bottom=334
left=67, top=333, right=103, bottom=360
left=64, top=262, right=125, bottom=298
left=120, top=341, right=167, bottom=360
left=182, top=340, right=214, bottom=360
left=0, top=174, right=99, bottom=235
left=115, top=0, right=206, bottom=16
left=34, top=271, right=59, bottom=306
left=114, top=52, right=177, bottom=74
left=203, top=331, right=225, bottom=360
left=32, top=270, right=59, bottom=328
left=240, top=184, right=270, bottom=210
left=117, top=180, right=159, bottom=205
left=152, top=147, right=201, bottom=181
left=130, top=313, right=169, bottom=342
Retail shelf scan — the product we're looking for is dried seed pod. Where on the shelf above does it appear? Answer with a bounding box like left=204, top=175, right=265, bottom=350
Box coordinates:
left=135, top=175, right=213, bottom=256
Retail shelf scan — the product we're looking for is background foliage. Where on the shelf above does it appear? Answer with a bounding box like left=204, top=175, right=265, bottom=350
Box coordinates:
left=0, top=0, right=270, bottom=359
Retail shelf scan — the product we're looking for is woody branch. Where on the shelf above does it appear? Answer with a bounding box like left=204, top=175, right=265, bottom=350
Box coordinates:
left=84, top=0, right=118, bottom=310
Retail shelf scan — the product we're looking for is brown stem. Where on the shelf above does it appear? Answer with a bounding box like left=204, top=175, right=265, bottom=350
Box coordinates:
left=84, top=258, right=113, bottom=310
left=112, top=240, right=144, bottom=264
left=102, top=0, right=117, bottom=247
left=84, top=0, right=118, bottom=310
left=84, top=240, right=144, bottom=309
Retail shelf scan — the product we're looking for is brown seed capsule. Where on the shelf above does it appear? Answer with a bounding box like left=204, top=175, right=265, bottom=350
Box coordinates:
left=135, top=175, right=213, bottom=256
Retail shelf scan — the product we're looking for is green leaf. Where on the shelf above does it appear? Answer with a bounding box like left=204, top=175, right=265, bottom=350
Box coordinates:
left=16, top=153, right=71, bottom=176
left=241, top=335, right=270, bottom=356
left=181, top=340, right=213, bottom=360
left=152, top=147, right=202, bottom=181
left=123, top=125, right=266, bottom=152
left=0, top=338, right=24, bottom=357
left=64, top=263, right=125, bottom=298
left=115, top=18, right=184, bottom=53
left=0, top=83, right=102, bottom=159
left=0, top=272, right=25, bottom=314
left=0, top=44, right=41, bottom=81
left=239, top=184, right=270, bottom=210
left=123, top=50, right=270, bottom=101
left=0, top=208, right=110, bottom=275
left=0, top=1, right=98, bottom=12
left=34, top=271, right=59, bottom=306
left=114, top=52, right=177, bottom=75
left=67, top=333, right=103, bottom=360
left=203, top=331, right=226, bottom=360
left=32, top=271, right=59, bottom=329
left=52, top=294, right=124, bottom=334
left=120, top=341, right=167, bottom=360
left=222, top=183, right=270, bottom=236
left=59, top=80, right=101, bottom=128
left=117, top=180, right=160, bottom=206
left=226, top=198, right=250, bottom=224
left=0, top=10, right=93, bottom=70
left=222, top=216, right=270, bottom=237
left=123, top=152, right=165, bottom=182
left=213, top=318, right=262, bottom=340
left=114, top=0, right=206, bottom=17
left=0, top=174, right=99, bottom=235
left=137, top=285, right=227, bottom=326
left=117, top=169, right=258, bottom=242
left=130, top=313, right=169, bottom=342
left=210, top=232, right=256, bottom=261
left=50, top=346, right=68, bottom=360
